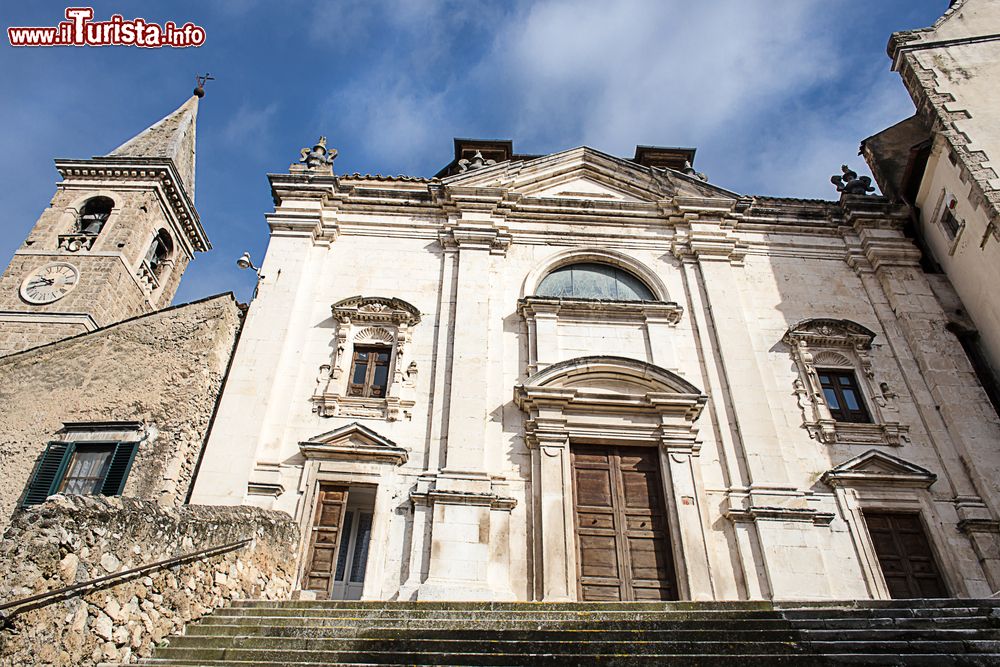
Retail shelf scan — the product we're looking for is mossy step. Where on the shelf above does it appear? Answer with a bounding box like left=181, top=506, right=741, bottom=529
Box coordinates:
left=142, top=651, right=833, bottom=666
left=183, top=624, right=800, bottom=641
left=159, top=637, right=804, bottom=655
left=194, top=616, right=798, bottom=631
left=136, top=655, right=868, bottom=667
left=137, top=658, right=1000, bottom=667
left=210, top=607, right=789, bottom=620
left=790, top=616, right=999, bottom=630
left=782, top=607, right=996, bottom=620
left=229, top=600, right=777, bottom=611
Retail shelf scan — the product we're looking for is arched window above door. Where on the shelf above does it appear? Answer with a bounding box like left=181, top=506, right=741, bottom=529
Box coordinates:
left=536, top=262, right=655, bottom=301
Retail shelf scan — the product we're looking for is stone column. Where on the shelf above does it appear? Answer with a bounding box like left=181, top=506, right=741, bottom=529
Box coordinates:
left=417, top=202, right=516, bottom=600
left=531, top=428, right=575, bottom=601
left=659, top=446, right=714, bottom=601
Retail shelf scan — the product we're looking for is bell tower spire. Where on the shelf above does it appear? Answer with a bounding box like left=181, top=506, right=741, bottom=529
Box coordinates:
left=0, top=89, right=211, bottom=356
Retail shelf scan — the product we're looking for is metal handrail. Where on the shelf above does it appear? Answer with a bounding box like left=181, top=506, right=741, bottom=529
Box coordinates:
left=0, top=537, right=252, bottom=624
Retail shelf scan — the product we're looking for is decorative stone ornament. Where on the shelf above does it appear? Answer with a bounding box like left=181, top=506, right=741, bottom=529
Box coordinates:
left=458, top=150, right=496, bottom=173
left=831, top=164, right=876, bottom=195
left=297, top=136, right=337, bottom=173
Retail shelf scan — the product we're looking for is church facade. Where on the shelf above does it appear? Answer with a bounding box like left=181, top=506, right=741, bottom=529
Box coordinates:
left=2, top=0, right=1000, bottom=616
left=187, top=123, right=1000, bottom=602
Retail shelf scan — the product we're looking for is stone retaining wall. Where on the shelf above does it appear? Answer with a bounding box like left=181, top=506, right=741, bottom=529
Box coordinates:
left=0, top=495, right=299, bottom=666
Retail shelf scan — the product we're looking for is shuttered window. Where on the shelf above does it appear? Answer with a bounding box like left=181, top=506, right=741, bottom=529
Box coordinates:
left=22, top=441, right=138, bottom=506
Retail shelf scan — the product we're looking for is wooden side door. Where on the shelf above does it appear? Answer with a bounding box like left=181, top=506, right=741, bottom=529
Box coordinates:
left=864, top=511, right=948, bottom=598
left=303, top=484, right=349, bottom=598
left=572, top=445, right=678, bottom=601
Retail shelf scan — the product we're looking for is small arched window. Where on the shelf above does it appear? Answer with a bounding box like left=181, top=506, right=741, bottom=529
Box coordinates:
left=144, top=230, right=173, bottom=277
left=536, top=262, right=655, bottom=301
left=77, top=197, right=114, bottom=236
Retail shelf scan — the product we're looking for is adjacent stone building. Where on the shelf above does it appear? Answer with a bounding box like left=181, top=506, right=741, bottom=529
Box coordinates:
left=0, top=90, right=236, bottom=522
left=863, top=0, right=1000, bottom=412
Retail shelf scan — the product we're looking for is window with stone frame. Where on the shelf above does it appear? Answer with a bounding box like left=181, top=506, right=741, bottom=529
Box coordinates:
left=348, top=346, right=392, bottom=398
left=22, top=422, right=144, bottom=506
left=784, top=318, right=909, bottom=446
left=940, top=207, right=961, bottom=240
left=312, top=297, right=421, bottom=421
left=817, top=369, right=872, bottom=424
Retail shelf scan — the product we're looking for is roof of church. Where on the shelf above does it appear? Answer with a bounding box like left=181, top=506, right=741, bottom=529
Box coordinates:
left=106, top=95, right=199, bottom=200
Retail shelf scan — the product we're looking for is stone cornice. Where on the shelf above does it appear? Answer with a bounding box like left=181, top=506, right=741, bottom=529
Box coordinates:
left=410, top=489, right=517, bottom=510
left=55, top=158, right=209, bottom=253
left=518, top=296, right=683, bottom=324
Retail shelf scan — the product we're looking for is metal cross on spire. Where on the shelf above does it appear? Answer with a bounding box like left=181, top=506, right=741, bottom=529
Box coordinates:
left=193, top=73, right=215, bottom=98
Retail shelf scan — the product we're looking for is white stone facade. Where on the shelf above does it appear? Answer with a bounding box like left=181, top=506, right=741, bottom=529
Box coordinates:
left=191, top=142, right=1000, bottom=602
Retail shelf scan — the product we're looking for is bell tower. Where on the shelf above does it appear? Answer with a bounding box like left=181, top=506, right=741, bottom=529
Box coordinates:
left=0, top=91, right=210, bottom=356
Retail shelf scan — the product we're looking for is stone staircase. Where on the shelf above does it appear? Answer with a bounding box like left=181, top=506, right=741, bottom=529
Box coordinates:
left=139, top=599, right=1000, bottom=666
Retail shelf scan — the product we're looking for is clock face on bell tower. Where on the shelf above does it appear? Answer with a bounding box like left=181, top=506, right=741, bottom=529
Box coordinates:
left=19, top=262, right=80, bottom=304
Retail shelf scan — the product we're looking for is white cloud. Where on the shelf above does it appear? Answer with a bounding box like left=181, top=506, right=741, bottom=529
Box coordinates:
left=221, top=102, right=280, bottom=156
left=492, top=0, right=842, bottom=153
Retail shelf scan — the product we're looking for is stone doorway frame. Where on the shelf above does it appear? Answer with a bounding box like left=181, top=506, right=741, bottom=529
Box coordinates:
left=295, top=422, right=408, bottom=600
left=821, top=449, right=968, bottom=599
left=514, top=355, right=712, bottom=601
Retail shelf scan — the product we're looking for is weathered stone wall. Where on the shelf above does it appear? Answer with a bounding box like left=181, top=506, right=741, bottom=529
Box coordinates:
left=0, top=495, right=299, bottom=666
left=0, top=293, right=241, bottom=524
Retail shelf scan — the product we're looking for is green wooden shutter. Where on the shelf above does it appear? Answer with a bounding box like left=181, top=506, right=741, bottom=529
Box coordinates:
left=100, top=442, right=138, bottom=496
left=23, top=442, right=74, bottom=506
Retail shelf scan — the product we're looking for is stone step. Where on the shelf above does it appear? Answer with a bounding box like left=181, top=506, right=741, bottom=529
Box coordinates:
left=159, top=636, right=805, bottom=654
left=209, top=607, right=791, bottom=620
left=230, top=599, right=779, bottom=611
left=135, top=656, right=856, bottom=667
left=183, top=624, right=801, bottom=641
left=137, top=652, right=1000, bottom=667
left=195, top=615, right=800, bottom=631
left=790, top=616, right=1000, bottom=630
left=153, top=639, right=1000, bottom=661
left=782, top=607, right=995, bottom=619
left=228, top=598, right=1000, bottom=611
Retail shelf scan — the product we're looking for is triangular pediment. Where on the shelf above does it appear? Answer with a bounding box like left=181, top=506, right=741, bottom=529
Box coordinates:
left=299, top=422, right=407, bottom=465
left=442, top=146, right=739, bottom=203
left=822, top=449, right=936, bottom=489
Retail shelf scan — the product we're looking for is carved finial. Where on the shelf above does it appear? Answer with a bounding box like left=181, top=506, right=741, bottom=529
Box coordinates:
left=298, top=136, right=337, bottom=172
left=458, top=150, right=496, bottom=173
left=193, top=73, right=214, bottom=98
left=831, top=164, right=875, bottom=195
left=682, top=160, right=707, bottom=182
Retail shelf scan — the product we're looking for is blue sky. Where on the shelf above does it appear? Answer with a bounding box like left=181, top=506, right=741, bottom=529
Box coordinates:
left=1, top=1, right=946, bottom=303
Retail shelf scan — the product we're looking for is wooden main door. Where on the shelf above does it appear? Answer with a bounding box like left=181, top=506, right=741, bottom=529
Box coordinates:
left=303, top=484, right=349, bottom=598
left=864, top=511, right=948, bottom=598
left=572, top=445, right=678, bottom=601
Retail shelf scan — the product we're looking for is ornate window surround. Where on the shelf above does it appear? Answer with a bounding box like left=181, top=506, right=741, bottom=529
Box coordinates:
left=783, top=318, right=909, bottom=446
left=312, top=296, right=421, bottom=421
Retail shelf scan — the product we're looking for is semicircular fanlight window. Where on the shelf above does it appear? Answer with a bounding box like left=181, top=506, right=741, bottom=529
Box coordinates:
left=536, top=262, right=655, bottom=301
